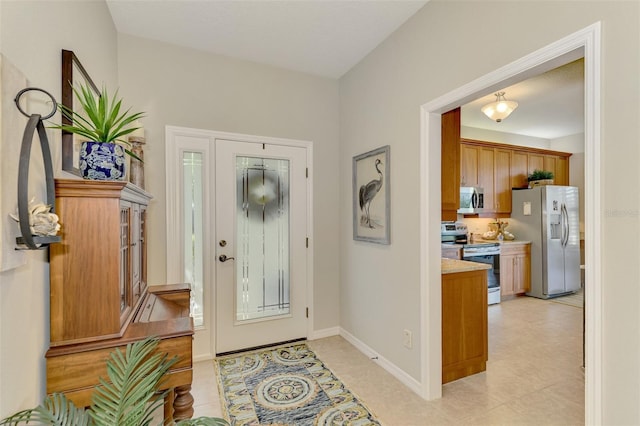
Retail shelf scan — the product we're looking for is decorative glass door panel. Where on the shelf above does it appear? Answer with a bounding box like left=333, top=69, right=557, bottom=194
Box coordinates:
left=183, top=152, right=204, bottom=327
left=235, top=156, right=290, bottom=322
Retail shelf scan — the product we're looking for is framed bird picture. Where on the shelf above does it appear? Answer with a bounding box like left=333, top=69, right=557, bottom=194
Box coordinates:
left=353, top=145, right=390, bottom=244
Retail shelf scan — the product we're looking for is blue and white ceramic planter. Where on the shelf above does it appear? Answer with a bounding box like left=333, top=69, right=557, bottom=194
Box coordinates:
left=79, top=141, right=125, bottom=180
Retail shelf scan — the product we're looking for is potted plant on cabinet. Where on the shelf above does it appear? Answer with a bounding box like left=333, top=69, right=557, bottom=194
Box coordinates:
left=0, top=337, right=227, bottom=426
left=52, top=84, right=145, bottom=181
left=527, top=169, right=554, bottom=187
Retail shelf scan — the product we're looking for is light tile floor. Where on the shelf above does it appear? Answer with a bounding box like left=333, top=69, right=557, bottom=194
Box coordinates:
left=190, top=296, right=584, bottom=425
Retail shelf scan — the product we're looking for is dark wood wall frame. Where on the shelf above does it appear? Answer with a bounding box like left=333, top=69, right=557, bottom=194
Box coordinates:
left=61, top=49, right=100, bottom=176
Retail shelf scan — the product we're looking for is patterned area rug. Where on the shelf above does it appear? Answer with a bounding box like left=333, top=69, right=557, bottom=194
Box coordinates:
left=214, top=343, right=381, bottom=425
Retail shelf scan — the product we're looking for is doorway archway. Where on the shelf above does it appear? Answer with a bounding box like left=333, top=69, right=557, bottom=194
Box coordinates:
left=419, top=22, right=602, bottom=424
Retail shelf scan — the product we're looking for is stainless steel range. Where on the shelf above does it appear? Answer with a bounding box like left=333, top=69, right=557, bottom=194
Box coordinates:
left=441, top=222, right=501, bottom=305
left=462, top=242, right=501, bottom=305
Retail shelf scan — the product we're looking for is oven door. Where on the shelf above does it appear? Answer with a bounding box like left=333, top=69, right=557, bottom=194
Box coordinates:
left=463, top=254, right=501, bottom=304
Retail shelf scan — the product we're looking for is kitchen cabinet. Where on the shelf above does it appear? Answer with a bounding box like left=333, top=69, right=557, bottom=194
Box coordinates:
left=460, top=143, right=511, bottom=214
left=543, top=155, right=557, bottom=180
left=494, top=149, right=511, bottom=213
left=441, top=108, right=461, bottom=221
left=460, top=139, right=571, bottom=215
left=546, top=155, right=569, bottom=185
left=460, top=144, right=479, bottom=187
left=528, top=153, right=544, bottom=175
left=511, top=151, right=529, bottom=189
left=478, top=147, right=495, bottom=211
left=442, top=266, right=488, bottom=383
left=513, top=150, right=570, bottom=188
left=500, top=242, right=531, bottom=296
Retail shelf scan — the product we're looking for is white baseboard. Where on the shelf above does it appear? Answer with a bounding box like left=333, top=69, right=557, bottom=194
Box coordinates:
left=193, top=353, right=214, bottom=362
left=308, top=326, right=340, bottom=340
left=339, top=327, right=423, bottom=397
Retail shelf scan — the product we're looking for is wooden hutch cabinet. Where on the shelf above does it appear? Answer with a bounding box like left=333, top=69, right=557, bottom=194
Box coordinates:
left=46, top=179, right=194, bottom=421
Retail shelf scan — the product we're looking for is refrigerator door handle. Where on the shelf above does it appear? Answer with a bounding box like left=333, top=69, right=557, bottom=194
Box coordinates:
left=561, top=203, right=569, bottom=246
left=560, top=204, right=564, bottom=246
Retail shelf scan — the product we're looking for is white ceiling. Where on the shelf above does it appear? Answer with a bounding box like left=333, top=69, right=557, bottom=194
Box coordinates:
left=461, top=58, right=585, bottom=140
left=106, top=0, right=428, bottom=78
left=106, top=0, right=584, bottom=140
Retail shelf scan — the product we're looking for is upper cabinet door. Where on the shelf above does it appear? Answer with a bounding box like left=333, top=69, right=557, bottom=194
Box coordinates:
left=441, top=108, right=461, bottom=221
left=494, top=149, right=512, bottom=213
left=460, top=144, right=479, bottom=187
left=528, top=153, right=544, bottom=175
left=555, top=156, right=569, bottom=185
left=511, top=151, right=528, bottom=189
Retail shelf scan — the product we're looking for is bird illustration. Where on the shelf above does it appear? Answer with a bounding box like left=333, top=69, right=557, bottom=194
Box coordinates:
left=359, top=159, right=384, bottom=228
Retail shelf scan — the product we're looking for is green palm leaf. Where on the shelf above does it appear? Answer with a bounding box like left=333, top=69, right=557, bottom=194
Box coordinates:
left=0, top=336, right=229, bottom=426
left=90, top=337, right=178, bottom=426
left=0, top=393, right=91, bottom=426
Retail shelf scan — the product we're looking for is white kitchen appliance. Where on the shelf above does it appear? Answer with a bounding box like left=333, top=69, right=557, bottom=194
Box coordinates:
left=510, top=186, right=581, bottom=299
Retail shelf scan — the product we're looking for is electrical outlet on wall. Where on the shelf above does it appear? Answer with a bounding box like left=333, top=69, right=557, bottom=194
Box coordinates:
left=403, top=329, right=413, bottom=349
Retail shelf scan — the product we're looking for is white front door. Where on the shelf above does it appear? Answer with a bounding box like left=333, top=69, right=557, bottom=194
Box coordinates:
left=215, top=139, right=308, bottom=354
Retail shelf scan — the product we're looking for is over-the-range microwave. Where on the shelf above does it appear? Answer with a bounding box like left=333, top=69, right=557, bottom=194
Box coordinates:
left=458, top=186, right=484, bottom=214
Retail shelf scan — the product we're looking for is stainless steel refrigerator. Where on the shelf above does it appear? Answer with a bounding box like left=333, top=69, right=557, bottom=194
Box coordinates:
left=510, top=186, right=581, bottom=299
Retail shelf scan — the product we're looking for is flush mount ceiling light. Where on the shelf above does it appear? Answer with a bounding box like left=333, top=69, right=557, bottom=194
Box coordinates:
left=481, top=91, right=518, bottom=122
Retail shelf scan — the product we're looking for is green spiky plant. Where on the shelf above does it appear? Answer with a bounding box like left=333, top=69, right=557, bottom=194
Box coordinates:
left=0, top=337, right=228, bottom=426
left=51, top=83, right=145, bottom=161
left=527, top=169, right=554, bottom=181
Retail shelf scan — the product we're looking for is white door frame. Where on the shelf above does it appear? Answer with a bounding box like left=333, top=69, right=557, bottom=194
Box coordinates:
left=419, top=22, right=602, bottom=424
left=165, top=126, right=314, bottom=361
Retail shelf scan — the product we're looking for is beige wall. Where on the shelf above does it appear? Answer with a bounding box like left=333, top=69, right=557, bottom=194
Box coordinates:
left=115, top=35, right=341, bottom=331
left=0, top=0, right=118, bottom=417
left=339, top=1, right=639, bottom=423
left=461, top=125, right=551, bottom=149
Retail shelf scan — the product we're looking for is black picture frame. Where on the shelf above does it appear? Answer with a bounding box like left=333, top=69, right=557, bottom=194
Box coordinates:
left=61, top=49, right=100, bottom=176
left=353, top=145, right=390, bottom=244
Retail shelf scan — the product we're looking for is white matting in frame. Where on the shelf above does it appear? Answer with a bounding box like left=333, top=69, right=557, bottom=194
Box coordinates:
left=353, top=145, right=390, bottom=244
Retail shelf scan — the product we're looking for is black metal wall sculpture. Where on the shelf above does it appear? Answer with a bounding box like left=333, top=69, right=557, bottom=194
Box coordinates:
left=13, top=87, right=61, bottom=250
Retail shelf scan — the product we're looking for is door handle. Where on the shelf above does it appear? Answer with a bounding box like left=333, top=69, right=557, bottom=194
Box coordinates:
left=219, top=254, right=235, bottom=262
left=561, top=204, right=569, bottom=246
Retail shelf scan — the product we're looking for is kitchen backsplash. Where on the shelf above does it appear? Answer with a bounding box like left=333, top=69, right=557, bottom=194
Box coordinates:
left=459, top=217, right=494, bottom=234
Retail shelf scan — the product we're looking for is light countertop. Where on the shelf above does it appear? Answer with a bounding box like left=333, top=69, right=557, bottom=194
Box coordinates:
left=472, top=239, right=531, bottom=245
left=441, top=258, right=492, bottom=274
left=441, top=240, right=531, bottom=251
